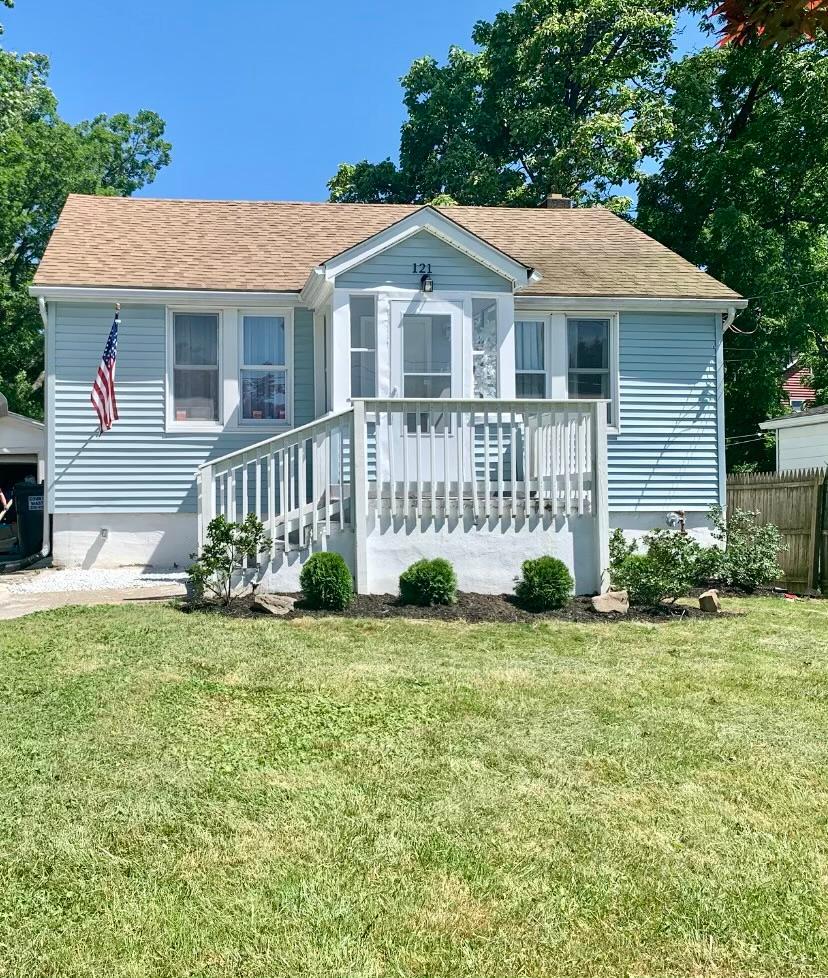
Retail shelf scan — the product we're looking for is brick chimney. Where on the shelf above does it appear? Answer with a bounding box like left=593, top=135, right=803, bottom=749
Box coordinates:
left=543, top=193, right=573, bottom=209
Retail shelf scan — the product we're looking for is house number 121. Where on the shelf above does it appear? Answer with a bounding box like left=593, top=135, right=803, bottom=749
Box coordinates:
left=412, top=263, right=432, bottom=274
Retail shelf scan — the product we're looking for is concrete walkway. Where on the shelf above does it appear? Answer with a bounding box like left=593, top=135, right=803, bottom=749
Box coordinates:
left=0, top=574, right=188, bottom=621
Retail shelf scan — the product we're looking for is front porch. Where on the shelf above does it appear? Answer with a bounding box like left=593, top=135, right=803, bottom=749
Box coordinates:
left=196, top=398, right=610, bottom=594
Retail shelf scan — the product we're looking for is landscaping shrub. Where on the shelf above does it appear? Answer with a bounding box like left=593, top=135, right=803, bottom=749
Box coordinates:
left=189, top=514, right=270, bottom=606
left=708, top=505, right=786, bottom=590
left=514, top=556, right=573, bottom=611
left=300, top=552, right=354, bottom=610
left=610, top=528, right=704, bottom=606
left=399, top=558, right=458, bottom=606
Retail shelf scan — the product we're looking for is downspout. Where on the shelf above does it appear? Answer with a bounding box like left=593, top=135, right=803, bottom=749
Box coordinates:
left=723, top=305, right=737, bottom=331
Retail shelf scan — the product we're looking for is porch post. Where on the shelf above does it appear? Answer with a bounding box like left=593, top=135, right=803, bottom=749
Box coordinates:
left=592, top=402, right=610, bottom=593
left=351, top=399, right=369, bottom=594
left=198, top=463, right=214, bottom=555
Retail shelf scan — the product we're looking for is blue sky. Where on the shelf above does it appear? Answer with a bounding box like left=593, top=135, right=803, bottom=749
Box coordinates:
left=3, top=1, right=710, bottom=202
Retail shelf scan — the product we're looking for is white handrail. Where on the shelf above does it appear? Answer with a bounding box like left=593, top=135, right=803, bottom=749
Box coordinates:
left=200, top=407, right=354, bottom=473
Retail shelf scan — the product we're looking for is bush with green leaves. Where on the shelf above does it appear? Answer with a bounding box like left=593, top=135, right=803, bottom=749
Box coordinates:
left=610, top=527, right=704, bottom=606
left=299, top=551, right=354, bottom=610
left=514, top=556, right=574, bottom=610
left=189, top=514, right=271, bottom=606
left=708, top=505, right=785, bottom=591
left=399, top=558, right=458, bottom=606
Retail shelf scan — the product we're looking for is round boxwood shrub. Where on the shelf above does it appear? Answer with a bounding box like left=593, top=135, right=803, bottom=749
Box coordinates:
left=299, top=551, right=353, bottom=610
left=515, top=556, right=573, bottom=610
left=399, top=558, right=458, bottom=606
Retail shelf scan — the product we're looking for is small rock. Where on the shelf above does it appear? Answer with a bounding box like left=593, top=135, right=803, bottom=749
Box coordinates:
left=252, top=593, right=296, bottom=616
left=698, top=589, right=721, bottom=614
left=591, top=589, right=629, bottom=615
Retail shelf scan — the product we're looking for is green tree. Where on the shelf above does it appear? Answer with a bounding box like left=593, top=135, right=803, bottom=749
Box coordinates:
left=328, top=0, right=679, bottom=211
left=0, top=8, right=171, bottom=418
left=636, top=37, right=828, bottom=467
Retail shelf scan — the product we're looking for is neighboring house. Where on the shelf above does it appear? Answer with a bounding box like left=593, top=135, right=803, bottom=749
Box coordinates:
left=0, top=393, right=45, bottom=505
left=782, top=360, right=815, bottom=412
left=30, top=194, right=746, bottom=594
left=760, top=405, right=828, bottom=472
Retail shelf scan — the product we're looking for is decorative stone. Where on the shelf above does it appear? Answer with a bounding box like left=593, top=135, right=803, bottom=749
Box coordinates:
left=252, top=593, right=296, bottom=616
left=591, top=589, right=629, bottom=615
left=698, top=589, right=721, bottom=614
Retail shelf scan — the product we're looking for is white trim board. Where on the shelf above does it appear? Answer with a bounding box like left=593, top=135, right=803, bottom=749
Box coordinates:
left=760, top=411, right=828, bottom=432
left=515, top=296, right=747, bottom=313
left=30, top=285, right=304, bottom=307
left=320, top=207, right=535, bottom=287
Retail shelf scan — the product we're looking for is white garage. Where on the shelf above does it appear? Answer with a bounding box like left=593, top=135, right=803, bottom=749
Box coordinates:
left=0, top=394, right=46, bottom=562
left=761, top=405, right=828, bottom=472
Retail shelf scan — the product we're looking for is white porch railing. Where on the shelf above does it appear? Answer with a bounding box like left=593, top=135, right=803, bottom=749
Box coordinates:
left=196, top=408, right=354, bottom=557
left=196, top=398, right=609, bottom=590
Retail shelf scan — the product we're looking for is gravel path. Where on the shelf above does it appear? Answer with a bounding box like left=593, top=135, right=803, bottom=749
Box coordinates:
left=5, top=569, right=189, bottom=595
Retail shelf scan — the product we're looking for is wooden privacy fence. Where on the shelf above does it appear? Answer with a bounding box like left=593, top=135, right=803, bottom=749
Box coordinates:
left=727, top=468, right=828, bottom=593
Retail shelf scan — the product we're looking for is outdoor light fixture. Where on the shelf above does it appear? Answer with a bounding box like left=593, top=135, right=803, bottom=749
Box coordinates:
left=420, top=272, right=434, bottom=293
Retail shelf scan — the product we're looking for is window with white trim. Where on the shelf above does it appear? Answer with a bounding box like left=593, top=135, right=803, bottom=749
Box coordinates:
left=349, top=296, right=376, bottom=398
left=240, top=314, right=287, bottom=423
left=567, top=317, right=613, bottom=423
left=515, top=320, right=546, bottom=397
left=472, top=298, right=498, bottom=397
left=173, top=313, right=220, bottom=423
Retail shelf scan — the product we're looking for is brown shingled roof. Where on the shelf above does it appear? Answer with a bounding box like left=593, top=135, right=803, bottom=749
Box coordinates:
left=34, top=194, right=740, bottom=300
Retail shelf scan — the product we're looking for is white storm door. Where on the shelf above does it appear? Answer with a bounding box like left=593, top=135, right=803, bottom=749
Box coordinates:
left=384, top=298, right=464, bottom=495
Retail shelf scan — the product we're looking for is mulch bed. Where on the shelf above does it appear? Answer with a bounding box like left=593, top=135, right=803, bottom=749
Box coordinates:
left=182, top=591, right=732, bottom=624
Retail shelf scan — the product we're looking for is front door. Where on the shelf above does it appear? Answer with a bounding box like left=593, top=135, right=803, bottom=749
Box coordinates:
left=379, top=298, right=465, bottom=499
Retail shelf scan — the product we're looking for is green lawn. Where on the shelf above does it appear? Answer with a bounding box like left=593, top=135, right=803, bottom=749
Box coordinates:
left=1, top=599, right=827, bottom=977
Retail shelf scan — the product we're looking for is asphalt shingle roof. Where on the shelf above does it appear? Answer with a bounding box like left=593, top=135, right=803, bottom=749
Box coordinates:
left=34, top=194, right=741, bottom=300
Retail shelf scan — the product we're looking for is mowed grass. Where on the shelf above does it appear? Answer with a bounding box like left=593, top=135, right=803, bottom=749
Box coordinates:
left=0, top=600, right=827, bottom=977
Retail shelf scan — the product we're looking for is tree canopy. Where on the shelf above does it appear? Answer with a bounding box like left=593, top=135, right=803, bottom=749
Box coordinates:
left=331, top=4, right=828, bottom=468
left=329, top=0, right=679, bottom=213
left=636, top=37, right=828, bottom=466
left=0, top=9, right=171, bottom=418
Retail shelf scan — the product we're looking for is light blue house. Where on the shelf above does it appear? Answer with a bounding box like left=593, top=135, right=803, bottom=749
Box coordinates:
left=31, top=194, right=745, bottom=593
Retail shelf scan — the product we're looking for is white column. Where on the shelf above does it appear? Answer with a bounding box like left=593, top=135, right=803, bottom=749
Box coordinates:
left=330, top=290, right=352, bottom=411
left=497, top=294, right=516, bottom=397
left=351, top=399, right=369, bottom=593
left=592, top=401, right=610, bottom=593
left=222, top=307, right=239, bottom=427
left=548, top=313, right=568, bottom=399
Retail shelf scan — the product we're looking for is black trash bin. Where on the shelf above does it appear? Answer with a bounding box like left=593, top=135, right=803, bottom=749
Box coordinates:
left=14, top=481, right=45, bottom=558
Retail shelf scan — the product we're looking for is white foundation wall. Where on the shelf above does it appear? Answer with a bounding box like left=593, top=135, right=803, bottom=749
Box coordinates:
left=364, top=512, right=599, bottom=594
left=610, top=511, right=717, bottom=548
left=53, top=513, right=197, bottom=569
left=53, top=510, right=600, bottom=595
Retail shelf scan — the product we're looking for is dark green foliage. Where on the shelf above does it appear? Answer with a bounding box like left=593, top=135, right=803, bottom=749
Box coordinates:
left=708, top=505, right=786, bottom=590
left=300, top=552, right=354, bottom=610
left=398, top=558, right=458, bottom=606
left=636, top=40, right=828, bottom=466
left=0, top=6, right=171, bottom=417
left=514, top=556, right=574, bottom=611
left=610, top=528, right=705, bottom=606
left=328, top=0, right=677, bottom=213
left=188, top=514, right=270, bottom=606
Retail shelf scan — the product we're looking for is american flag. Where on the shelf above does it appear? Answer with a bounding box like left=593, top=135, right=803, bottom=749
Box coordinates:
left=91, top=309, right=120, bottom=432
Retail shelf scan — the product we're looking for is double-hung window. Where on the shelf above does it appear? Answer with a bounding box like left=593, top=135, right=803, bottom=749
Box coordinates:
left=472, top=298, right=498, bottom=398
left=240, top=315, right=287, bottom=423
left=515, top=320, right=546, bottom=397
left=172, top=313, right=220, bottom=423
left=349, top=296, right=376, bottom=398
left=567, top=317, right=613, bottom=423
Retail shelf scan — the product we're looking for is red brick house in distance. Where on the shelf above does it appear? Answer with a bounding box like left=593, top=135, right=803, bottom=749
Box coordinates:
left=783, top=360, right=815, bottom=412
